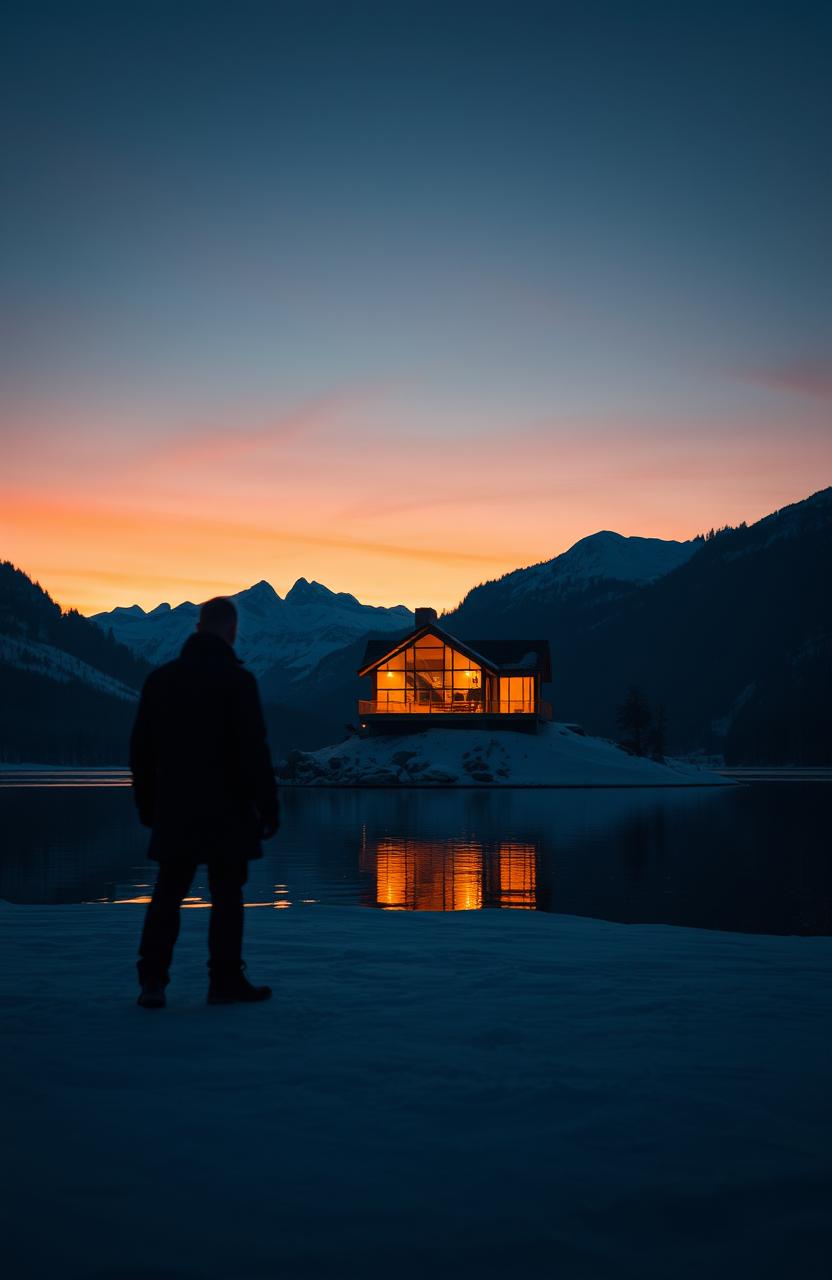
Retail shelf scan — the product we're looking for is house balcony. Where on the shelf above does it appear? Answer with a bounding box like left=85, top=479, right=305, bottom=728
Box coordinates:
left=358, top=699, right=552, bottom=722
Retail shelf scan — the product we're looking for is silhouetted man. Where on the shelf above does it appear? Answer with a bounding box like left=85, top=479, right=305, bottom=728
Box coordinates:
left=130, top=596, right=280, bottom=1008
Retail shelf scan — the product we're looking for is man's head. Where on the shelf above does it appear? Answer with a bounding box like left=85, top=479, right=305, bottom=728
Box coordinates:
left=197, top=596, right=238, bottom=646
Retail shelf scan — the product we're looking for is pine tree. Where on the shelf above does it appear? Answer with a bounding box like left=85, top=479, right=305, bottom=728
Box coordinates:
left=651, top=703, right=667, bottom=762
left=616, top=686, right=653, bottom=757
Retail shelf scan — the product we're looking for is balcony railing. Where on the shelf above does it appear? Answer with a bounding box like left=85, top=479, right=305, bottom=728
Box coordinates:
left=359, top=699, right=552, bottom=720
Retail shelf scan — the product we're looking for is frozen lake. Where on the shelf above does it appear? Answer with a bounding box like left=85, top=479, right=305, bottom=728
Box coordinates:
left=1, top=773, right=829, bottom=934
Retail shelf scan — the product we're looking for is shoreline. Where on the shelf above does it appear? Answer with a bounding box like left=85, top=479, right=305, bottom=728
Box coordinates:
left=4, top=764, right=830, bottom=786
left=280, top=778, right=735, bottom=789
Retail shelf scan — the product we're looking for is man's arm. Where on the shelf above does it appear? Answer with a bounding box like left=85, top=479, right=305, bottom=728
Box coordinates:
left=235, top=671, right=280, bottom=836
left=129, top=675, right=158, bottom=827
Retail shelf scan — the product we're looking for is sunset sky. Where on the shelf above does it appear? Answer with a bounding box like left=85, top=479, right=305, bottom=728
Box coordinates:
left=2, top=1, right=830, bottom=614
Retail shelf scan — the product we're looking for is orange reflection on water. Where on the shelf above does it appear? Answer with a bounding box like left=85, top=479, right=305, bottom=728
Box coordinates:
left=0, top=782, right=132, bottom=788
left=102, top=894, right=291, bottom=908
left=375, top=838, right=483, bottom=910
left=368, top=836, right=537, bottom=911
left=498, top=842, right=538, bottom=909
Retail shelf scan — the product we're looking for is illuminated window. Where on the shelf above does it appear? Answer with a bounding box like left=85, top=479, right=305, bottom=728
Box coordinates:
left=497, top=676, right=535, bottom=714
left=374, top=637, right=483, bottom=712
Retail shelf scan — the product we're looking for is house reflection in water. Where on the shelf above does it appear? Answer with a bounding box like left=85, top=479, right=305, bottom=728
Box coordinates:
left=361, top=833, right=538, bottom=911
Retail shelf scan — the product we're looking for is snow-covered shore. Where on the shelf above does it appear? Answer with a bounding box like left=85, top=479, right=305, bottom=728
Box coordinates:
left=279, top=722, right=732, bottom=787
left=2, top=903, right=829, bottom=1278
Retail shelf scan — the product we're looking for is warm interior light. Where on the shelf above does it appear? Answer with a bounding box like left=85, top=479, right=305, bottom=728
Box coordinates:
left=387, top=671, right=394, bottom=677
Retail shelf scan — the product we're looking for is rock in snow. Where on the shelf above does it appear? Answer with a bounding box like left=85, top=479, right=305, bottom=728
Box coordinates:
left=279, top=722, right=730, bottom=787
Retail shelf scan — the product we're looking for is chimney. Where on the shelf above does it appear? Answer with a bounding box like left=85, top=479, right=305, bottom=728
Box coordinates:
left=414, top=606, right=438, bottom=631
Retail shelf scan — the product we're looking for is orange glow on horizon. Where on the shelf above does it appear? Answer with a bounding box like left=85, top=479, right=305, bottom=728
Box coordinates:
left=0, top=490, right=521, bottom=614
left=4, top=392, right=830, bottom=616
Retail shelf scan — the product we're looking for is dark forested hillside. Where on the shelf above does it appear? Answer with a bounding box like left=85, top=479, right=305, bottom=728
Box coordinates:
left=0, top=664, right=140, bottom=764
left=0, top=562, right=149, bottom=688
left=447, top=488, right=832, bottom=762
left=0, top=563, right=151, bottom=763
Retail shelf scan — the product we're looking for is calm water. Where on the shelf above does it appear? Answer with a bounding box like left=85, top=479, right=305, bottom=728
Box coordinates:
left=1, top=772, right=830, bottom=934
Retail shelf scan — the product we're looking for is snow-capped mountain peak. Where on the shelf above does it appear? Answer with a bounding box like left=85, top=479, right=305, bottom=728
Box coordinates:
left=557, top=530, right=696, bottom=583
left=505, top=530, right=698, bottom=601
left=244, top=579, right=281, bottom=603
left=285, top=577, right=338, bottom=605
left=109, top=603, right=147, bottom=619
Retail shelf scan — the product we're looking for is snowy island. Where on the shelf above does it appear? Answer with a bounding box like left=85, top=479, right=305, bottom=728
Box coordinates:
left=274, top=608, right=728, bottom=788
left=278, top=721, right=730, bottom=787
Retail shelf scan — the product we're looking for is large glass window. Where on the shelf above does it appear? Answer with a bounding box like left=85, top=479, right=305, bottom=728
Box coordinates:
left=375, top=639, right=483, bottom=712
left=370, top=646, right=537, bottom=715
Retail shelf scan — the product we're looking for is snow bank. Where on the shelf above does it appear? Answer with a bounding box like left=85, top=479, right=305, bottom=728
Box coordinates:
left=279, top=721, right=731, bottom=787
left=2, top=903, right=829, bottom=1278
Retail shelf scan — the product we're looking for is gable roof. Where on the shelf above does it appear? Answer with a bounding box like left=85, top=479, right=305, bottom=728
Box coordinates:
left=358, top=624, right=551, bottom=681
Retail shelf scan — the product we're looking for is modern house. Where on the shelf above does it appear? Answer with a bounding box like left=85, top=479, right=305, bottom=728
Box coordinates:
left=357, top=608, right=552, bottom=734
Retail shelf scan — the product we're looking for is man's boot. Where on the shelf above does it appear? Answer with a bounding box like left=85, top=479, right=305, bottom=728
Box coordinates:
left=207, top=964, right=271, bottom=1005
left=137, top=963, right=168, bottom=1008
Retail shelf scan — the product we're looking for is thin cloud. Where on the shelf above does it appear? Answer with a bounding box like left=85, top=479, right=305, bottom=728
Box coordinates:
left=341, top=484, right=558, bottom=522
left=734, top=360, right=832, bottom=400
left=153, top=382, right=396, bottom=466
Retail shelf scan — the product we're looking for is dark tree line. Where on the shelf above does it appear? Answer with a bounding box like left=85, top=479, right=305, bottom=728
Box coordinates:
left=0, top=562, right=154, bottom=764
left=0, top=663, right=138, bottom=764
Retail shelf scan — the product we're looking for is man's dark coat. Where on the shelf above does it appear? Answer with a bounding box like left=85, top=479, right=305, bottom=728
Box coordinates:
left=129, top=631, right=279, bottom=862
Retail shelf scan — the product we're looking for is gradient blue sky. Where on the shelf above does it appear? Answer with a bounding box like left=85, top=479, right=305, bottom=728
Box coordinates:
left=2, top=1, right=830, bottom=611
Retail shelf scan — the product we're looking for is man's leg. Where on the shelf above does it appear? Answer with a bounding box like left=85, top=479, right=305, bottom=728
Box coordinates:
left=138, top=860, right=197, bottom=986
left=206, top=859, right=248, bottom=979
left=206, top=860, right=271, bottom=1002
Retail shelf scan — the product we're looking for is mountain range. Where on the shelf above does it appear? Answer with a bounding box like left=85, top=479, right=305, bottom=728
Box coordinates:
left=92, top=578, right=412, bottom=678
left=1, top=487, right=829, bottom=763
